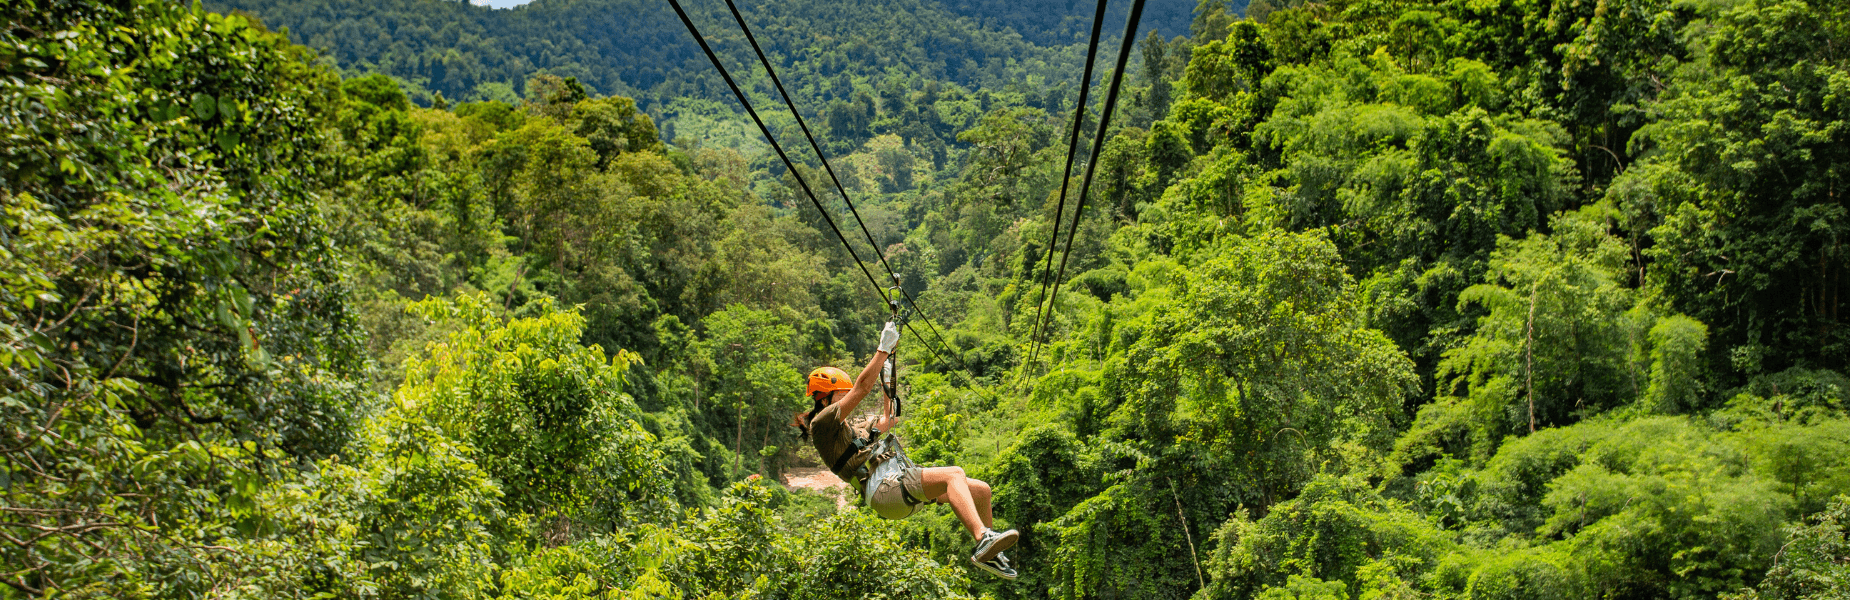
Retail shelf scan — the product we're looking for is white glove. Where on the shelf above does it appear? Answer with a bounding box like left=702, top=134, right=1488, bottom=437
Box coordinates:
left=877, top=321, right=902, bottom=353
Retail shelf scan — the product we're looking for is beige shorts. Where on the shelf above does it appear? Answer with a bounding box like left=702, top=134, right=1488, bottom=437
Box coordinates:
left=865, top=458, right=926, bottom=520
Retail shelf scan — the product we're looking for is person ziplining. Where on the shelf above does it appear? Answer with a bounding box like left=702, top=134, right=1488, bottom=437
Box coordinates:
left=666, top=0, right=1147, bottom=580
left=666, top=0, right=1020, bottom=578
left=792, top=319, right=1020, bottom=580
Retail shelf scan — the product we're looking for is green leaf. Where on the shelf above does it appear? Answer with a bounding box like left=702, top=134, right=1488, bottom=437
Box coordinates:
left=190, top=92, right=216, bottom=120
left=232, top=286, right=253, bottom=318
left=216, top=300, right=237, bottom=329
left=27, top=332, right=54, bottom=354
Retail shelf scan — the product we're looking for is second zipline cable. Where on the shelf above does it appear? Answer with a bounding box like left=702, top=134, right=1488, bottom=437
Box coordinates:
left=1026, top=0, right=1111, bottom=368
left=715, top=0, right=969, bottom=371
left=1028, top=0, right=1148, bottom=368
left=667, top=0, right=953, bottom=366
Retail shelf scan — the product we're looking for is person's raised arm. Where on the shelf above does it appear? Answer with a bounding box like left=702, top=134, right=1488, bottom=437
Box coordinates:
left=870, top=394, right=900, bottom=434
left=831, top=321, right=901, bottom=416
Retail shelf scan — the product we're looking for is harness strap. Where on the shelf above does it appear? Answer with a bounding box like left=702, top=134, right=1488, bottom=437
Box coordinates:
left=871, top=438, right=926, bottom=507
left=900, top=485, right=924, bottom=506
left=829, top=443, right=858, bottom=476
left=829, top=435, right=873, bottom=477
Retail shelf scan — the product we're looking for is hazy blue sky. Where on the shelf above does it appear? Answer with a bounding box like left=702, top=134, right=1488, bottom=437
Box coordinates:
left=471, top=0, right=534, bottom=8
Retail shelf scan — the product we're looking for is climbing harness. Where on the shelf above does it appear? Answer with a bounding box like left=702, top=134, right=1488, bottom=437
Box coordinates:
left=863, top=435, right=932, bottom=518
left=828, top=424, right=930, bottom=515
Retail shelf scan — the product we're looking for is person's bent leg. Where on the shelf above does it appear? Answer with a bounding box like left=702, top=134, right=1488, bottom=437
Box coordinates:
left=921, top=466, right=985, bottom=539
left=924, top=466, right=1018, bottom=568
left=969, top=477, right=994, bottom=530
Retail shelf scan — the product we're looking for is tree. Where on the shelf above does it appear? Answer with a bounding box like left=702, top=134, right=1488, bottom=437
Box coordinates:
left=1123, top=230, right=1416, bottom=485
left=0, top=2, right=363, bottom=595
left=698, top=305, right=804, bottom=479
left=1626, top=0, right=1848, bottom=378
left=572, top=95, right=664, bottom=169
left=403, top=293, right=672, bottom=533
left=1727, top=495, right=1850, bottom=600
left=1200, top=475, right=1453, bottom=600
left=1423, top=206, right=1641, bottom=459
left=1042, top=231, right=1416, bottom=600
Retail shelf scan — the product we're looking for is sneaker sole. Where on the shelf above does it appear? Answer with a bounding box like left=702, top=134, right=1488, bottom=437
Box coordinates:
left=970, top=556, right=1019, bottom=580
left=974, top=529, right=1019, bottom=562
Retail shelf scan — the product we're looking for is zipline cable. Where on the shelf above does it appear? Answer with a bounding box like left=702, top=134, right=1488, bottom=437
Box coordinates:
left=715, top=0, right=968, bottom=372
left=667, top=0, right=953, bottom=367
left=666, top=1, right=884, bottom=319
left=1025, top=0, right=1110, bottom=369
left=1027, top=0, right=1147, bottom=369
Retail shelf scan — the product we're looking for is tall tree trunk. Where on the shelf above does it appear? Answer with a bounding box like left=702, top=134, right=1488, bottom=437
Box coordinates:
left=734, top=398, right=745, bottom=478
left=759, top=417, right=771, bottom=475
left=1526, top=281, right=1539, bottom=434
left=1172, top=481, right=1204, bottom=590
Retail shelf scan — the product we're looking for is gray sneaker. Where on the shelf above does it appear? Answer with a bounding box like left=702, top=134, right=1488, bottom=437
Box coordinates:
left=971, top=528, right=1019, bottom=563
left=972, top=551, right=1018, bottom=580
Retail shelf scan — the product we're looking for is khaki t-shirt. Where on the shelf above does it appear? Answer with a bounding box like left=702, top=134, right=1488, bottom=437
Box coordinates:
left=811, top=402, right=875, bottom=480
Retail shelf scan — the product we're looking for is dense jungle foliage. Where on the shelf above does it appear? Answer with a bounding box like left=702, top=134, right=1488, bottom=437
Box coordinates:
left=2, top=0, right=1847, bottom=598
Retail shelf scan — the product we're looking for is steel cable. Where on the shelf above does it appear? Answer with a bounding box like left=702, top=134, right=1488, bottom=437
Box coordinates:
left=1026, top=0, right=1111, bottom=367
left=715, top=0, right=969, bottom=371
left=1027, top=0, right=1148, bottom=369
left=667, top=0, right=954, bottom=367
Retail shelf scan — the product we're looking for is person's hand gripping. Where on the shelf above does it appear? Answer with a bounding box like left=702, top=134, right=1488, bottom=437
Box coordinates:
left=877, top=320, right=902, bottom=354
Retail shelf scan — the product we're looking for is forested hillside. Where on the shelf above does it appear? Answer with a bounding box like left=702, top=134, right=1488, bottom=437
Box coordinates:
left=203, top=0, right=1205, bottom=152
left=204, top=0, right=1201, bottom=101
left=3, top=0, right=1848, bottom=598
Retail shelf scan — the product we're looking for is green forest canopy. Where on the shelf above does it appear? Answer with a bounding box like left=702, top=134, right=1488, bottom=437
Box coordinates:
left=202, top=0, right=1201, bottom=150
left=2, top=0, right=1847, bottom=598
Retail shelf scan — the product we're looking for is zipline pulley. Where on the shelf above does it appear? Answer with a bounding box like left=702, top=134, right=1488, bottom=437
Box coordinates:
left=881, top=274, right=912, bottom=420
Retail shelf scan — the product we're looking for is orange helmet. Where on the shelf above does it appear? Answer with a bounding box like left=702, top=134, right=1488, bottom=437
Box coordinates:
left=806, top=366, right=853, bottom=398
